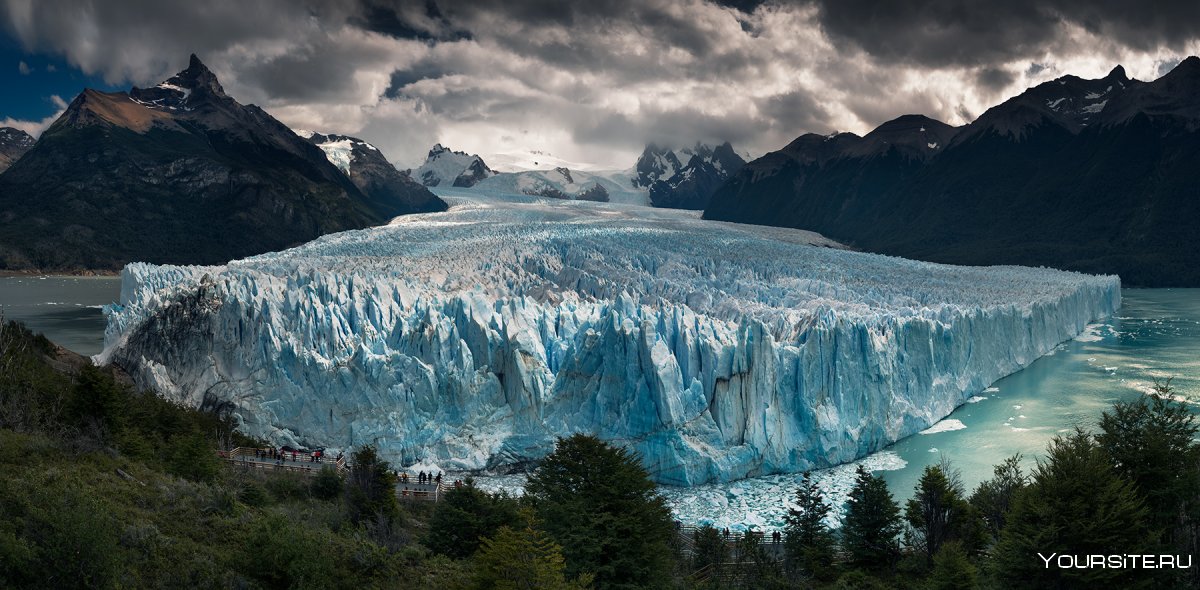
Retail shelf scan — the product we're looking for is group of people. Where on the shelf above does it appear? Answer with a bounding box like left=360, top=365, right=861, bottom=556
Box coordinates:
left=397, top=470, right=444, bottom=485
left=253, top=447, right=337, bottom=466
left=716, top=527, right=783, bottom=544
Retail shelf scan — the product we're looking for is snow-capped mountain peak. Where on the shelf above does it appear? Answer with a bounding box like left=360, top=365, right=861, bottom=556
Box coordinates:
left=642, top=142, right=747, bottom=209
left=413, top=144, right=496, bottom=188
left=297, top=130, right=380, bottom=174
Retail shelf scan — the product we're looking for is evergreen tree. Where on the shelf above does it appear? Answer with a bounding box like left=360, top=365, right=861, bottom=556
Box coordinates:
left=473, top=509, right=592, bottom=590
left=344, top=445, right=398, bottom=524
left=166, top=432, right=220, bottom=483
left=735, top=531, right=785, bottom=589
left=841, top=466, right=902, bottom=571
left=783, top=472, right=837, bottom=580
left=691, top=525, right=728, bottom=579
left=67, top=364, right=125, bottom=430
left=993, top=430, right=1157, bottom=588
left=905, top=462, right=985, bottom=563
left=1096, top=382, right=1200, bottom=534
left=524, top=434, right=675, bottom=590
left=925, top=542, right=978, bottom=590
left=426, top=479, right=521, bottom=559
left=968, top=455, right=1026, bottom=541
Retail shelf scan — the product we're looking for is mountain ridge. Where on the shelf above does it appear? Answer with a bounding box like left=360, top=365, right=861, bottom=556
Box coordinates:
left=0, top=55, right=444, bottom=271
left=704, top=57, right=1200, bottom=286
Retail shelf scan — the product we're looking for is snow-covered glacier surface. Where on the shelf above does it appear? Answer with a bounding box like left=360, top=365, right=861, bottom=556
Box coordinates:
left=97, top=193, right=1121, bottom=486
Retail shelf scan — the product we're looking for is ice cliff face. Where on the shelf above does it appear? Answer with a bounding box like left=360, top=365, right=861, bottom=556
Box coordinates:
left=98, top=194, right=1120, bottom=485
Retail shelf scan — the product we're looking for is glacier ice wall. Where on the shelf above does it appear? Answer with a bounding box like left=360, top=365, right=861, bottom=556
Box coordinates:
left=98, top=195, right=1120, bottom=485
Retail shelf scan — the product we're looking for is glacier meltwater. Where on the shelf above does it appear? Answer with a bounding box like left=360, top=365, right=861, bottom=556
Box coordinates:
left=97, top=194, right=1120, bottom=486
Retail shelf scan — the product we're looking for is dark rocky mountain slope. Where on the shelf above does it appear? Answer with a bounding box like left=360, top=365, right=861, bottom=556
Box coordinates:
left=0, top=127, right=35, bottom=174
left=705, top=59, right=1200, bottom=286
left=300, top=131, right=447, bottom=216
left=0, top=55, right=444, bottom=271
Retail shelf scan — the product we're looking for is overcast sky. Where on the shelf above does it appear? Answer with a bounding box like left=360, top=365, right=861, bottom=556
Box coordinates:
left=3, top=0, right=1199, bottom=169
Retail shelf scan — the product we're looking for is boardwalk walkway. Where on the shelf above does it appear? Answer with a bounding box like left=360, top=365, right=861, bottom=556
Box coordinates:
left=219, top=447, right=449, bottom=501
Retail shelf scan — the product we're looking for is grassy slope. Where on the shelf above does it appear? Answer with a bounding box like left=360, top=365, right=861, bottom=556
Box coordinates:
left=0, top=322, right=471, bottom=589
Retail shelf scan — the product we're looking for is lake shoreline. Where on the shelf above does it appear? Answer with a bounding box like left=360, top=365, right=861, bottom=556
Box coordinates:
left=0, top=269, right=121, bottom=278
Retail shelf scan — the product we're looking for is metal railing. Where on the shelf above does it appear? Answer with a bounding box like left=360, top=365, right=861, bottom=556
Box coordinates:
left=219, top=447, right=348, bottom=476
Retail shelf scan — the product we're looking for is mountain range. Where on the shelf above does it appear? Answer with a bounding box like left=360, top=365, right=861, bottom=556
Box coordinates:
left=0, top=55, right=444, bottom=271
left=640, top=142, right=746, bottom=209
left=410, top=142, right=745, bottom=208
left=704, top=58, right=1200, bottom=286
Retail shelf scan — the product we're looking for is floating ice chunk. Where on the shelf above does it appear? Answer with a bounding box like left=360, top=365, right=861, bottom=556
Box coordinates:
left=966, top=396, right=987, bottom=404
left=921, top=419, right=967, bottom=435
left=1075, top=323, right=1106, bottom=342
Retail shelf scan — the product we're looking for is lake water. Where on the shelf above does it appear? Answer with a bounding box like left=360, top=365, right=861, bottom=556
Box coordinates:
left=3, top=277, right=1196, bottom=530
left=0, top=276, right=121, bottom=356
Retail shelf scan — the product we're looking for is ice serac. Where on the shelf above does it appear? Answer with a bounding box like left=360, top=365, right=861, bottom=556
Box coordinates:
left=98, top=195, right=1121, bottom=486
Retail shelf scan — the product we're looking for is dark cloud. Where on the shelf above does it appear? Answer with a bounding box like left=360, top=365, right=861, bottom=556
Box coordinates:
left=976, top=67, right=1015, bottom=91
left=757, top=90, right=833, bottom=135
left=0, top=0, right=354, bottom=84
left=384, top=60, right=446, bottom=97
left=352, top=0, right=471, bottom=42
left=3, top=0, right=1198, bottom=167
left=1066, top=1, right=1200, bottom=51
left=242, top=37, right=398, bottom=103
left=813, top=1, right=1065, bottom=67
left=812, top=0, right=1200, bottom=68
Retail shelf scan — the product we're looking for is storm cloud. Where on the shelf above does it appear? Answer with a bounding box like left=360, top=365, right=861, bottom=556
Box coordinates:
left=3, top=0, right=1199, bottom=168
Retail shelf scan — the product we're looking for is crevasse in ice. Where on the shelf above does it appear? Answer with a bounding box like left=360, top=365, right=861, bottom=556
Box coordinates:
left=97, top=194, right=1120, bottom=485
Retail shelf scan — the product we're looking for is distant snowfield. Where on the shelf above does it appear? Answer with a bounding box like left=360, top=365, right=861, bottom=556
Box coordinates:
left=470, top=168, right=652, bottom=205
left=98, top=191, right=1121, bottom=486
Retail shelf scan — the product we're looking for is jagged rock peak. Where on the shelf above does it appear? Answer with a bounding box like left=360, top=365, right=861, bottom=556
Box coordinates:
left=0, top=127, right=35, bottom=147
left=128, top=54, right=227, bottom=112
left=170, top=53, right=225, bottom=96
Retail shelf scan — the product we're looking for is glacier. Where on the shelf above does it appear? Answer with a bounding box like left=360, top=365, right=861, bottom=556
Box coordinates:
left=96, top=192, right=1120, bottom=486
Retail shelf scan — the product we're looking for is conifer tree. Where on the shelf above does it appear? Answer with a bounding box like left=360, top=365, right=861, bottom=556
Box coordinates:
left=345, top=445, right=398, bottom=524
left=905, top=462, right=985, bottom=563
left=994, top=430, right=1157, bottom=588
left=841, top=466, right=902, bottom=570
left=474, top=509, right=592, bottom=590
left=691, top=525, right=728, bottom=577
left=426, top=479, right=521, bottom=559
left=968, top=455, right=1026, bottom=541
left=926, top=542, right=978, bottom=590
left=524, top=434, right=675, bottom=590
left=1096, top=382, right=1200, bottom=533
left=783, top=472, right=836, bottom=579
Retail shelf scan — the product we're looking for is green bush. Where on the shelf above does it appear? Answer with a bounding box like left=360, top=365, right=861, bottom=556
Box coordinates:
left=238, top=482, right=269, bottom=507
left=425, top=479, right=520, bottom=559
left=310, top=466, right=343, bottom=501
left=166, top=432, right=221, bottom=483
